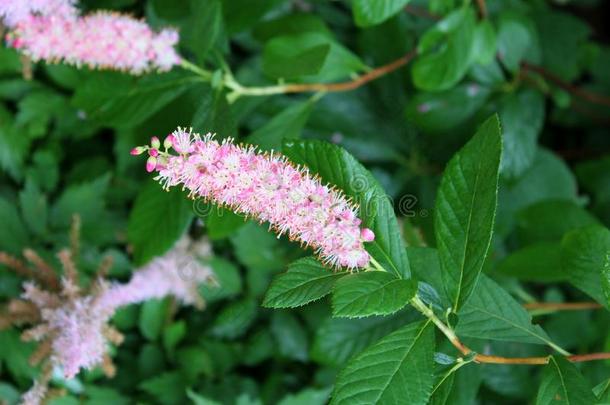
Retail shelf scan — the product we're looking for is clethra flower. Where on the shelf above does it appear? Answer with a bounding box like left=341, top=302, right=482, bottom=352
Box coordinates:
left=99, top=237, right=212, bottom=310
left=0, top=222, right=214, bottom=405
left=134, top=128, right=375, bottom=269
left=6, top=11, right=181, bottom=74
left=0, top=0, right=77, bottom=27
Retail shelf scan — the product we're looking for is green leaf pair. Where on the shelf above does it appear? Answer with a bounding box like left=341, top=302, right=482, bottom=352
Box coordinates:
left=263, top=257, right=416, bottom=319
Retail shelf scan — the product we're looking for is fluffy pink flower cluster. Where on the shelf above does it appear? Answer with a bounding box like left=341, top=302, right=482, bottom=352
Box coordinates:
left=1, top=236, right=213, bottom=404
left=0, top=0, right=76, bottom=27
left=22, top=281, right=114, bottom=379
left=133, top=129, right=375, bottom=269
left=100, top=237, right=212, bottom=310
left=7, top=11, right=181, bottom=74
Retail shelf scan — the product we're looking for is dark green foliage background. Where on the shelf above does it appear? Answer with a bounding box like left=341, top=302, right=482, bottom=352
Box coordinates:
left=1, top=0, right=610, bottom=404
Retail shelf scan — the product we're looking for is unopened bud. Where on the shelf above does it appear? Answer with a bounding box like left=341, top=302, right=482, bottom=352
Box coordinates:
left=361, top=228, right=375, bottom=242
left=151, top=136, right=161, bottom=149
left=130, top=146, right=146, bottom=156
left=164, top=134, right=175, bottom=149
left=146, top=156, right=157, bottom=173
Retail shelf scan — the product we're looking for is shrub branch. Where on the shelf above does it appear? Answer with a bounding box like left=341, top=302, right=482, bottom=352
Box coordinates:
left=411, top=295, right=610, bottom=365
left=181, top=50, right=417, bottom=102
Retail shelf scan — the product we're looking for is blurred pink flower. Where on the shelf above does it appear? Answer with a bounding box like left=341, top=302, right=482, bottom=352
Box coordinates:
left=136, top=128, right=375, bottom=269
left=0, top=0, right=76, bottom=27
left=1, top=236, right=214, bottom=404
left=7, top=11, right=181, bottom=74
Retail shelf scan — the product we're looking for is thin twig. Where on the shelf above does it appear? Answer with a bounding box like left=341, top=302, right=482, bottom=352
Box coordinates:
left=402, top=7, right=610, bottom=112
left=404, top=5, right=440, bottom=21
left=283, top=50, right=417, bottom=93
left=522, top=62, right=610, bottom=108
left=182, top=50, right=417, bottom=100
left=475, top=0, right=488, bottom=18
left=411, top=296, right=610, bottom=366
left=523, top=302, right=603, bottom=311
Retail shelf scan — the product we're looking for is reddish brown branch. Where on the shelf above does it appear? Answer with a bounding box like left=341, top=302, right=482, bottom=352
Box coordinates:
left=475, top=0, right=488, bottom=18
left=522, top=62, right=610, bottom=108
left=282, top=50, right=417, bottom=94
left=523, top=302, right=603, bottom=311
left=452, top=339, right=610, bottom=365
left=404, top=5, right=440, bottom=21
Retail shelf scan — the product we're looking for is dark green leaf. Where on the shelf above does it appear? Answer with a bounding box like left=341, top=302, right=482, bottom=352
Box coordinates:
left=496, top=149, right=578, bottom=236
left=332, top=271, right=416, bottom=318
left=277, top=387, right=332, bottom=405
left=211, top=298, right=258, bottom=339
left=263, top=33, right=365, bottom=81
left=412, top=9, right=476, bottom=91
left=182, top=0, right=222, bottom=63
left=127, top=181, right=194, bottom=265
left=253, top=14, right=332, bottom=42
left=457, top=275, right=558, bottom=347
left=435, top=115, right=502, bottom=311
left=498, top=242, right=564, bottom=282
left=0, top=197, right=29, bottom=255
left=0, top=107, right=30, bottom=181
left=247, top=100, right=314, bottom=151
left=19, top=180, right=47, bottom=237
left=331, top=320, right=435, bottom=405
left=139, top=371, right=186, bottom=405
left=283, top=140, right=410, bottom=278
left=408, top=247, right=449, bottom=309
left=561, top=225, right=610, bottom=308
left=200, top=257, right=242, bottom=302
left=406, top=83, right=491, bottom=134
left=500, top=89, right=545, bottom=179
left=73, top=71, right=201, bottom=128
left=231, top=222, right=288, bottom=272
left=0, top=330, right=36, bottom=379
left=311, top=313, right=415, bottom=366
left=191, top=86, right=237, bottom=136
left=534, top=10, right=590, bottom=81
left=536, top=356, right=596, bottom=405
left=270, top=311, right=309, bottom=362
left=264, top=39, right=330, bottom=79
left=517, top=200, right=599, bottom=244
left=263, top=257, right=344, bottom=308
left=352, top=0, right=412, bottom=27
left=139, top=298, right=170, bottom=341
left=593, top=378, right=610, bottom=403
left=200, top=203, right=246, bottom=240
left=472, top=20, right=496, bottom=65
left=496, top=12, right=538, bottom=72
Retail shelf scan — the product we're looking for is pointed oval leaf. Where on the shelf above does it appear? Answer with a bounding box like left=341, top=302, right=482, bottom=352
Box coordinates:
left=331, top=320, right=435, bottom=405
left=457, top=275, right=560, bottom=349
left=127, top=181, right=194, bottom=265
left=536, top=356, right=596, bottom=405
left=263, top=257, right=344, bottom=308
left=332, top=272, right=416, bottom=318
left=435, top=115, right=502, bottom=312
left=561, top=225, right=610, bottom=308
left=311, top=313, right=416, bottom=367
left=352, top=0, right=412, bottom=27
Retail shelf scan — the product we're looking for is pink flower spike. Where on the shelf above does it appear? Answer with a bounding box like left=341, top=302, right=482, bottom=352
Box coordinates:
left=146, top=156, right=157, bottom=172
left=0, top=0, right=77, bottom=27
left=136, top=127, right=373, bottom=270
left=8, top=12, right=181, bottom=74
left=361, top=228, right=375, bottom=242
